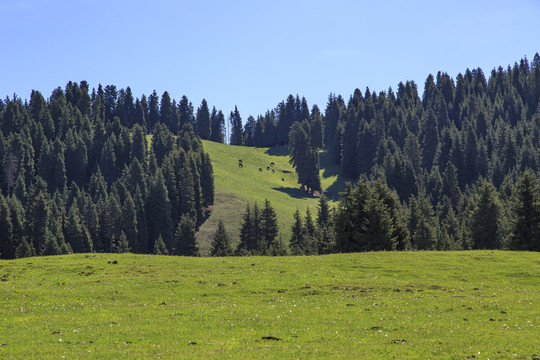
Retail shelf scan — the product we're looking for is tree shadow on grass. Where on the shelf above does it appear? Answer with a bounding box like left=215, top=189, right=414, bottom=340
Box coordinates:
left=272, top=186, right=315, bottom=199
left=319, top=150, right=351, bottom=201
left=265, top=145, right=289, bottom=157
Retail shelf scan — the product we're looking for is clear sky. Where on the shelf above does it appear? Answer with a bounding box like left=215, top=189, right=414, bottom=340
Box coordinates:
left=1, top=0, right=539, bottom=120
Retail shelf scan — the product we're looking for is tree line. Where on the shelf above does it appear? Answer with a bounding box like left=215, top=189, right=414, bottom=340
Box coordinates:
left=211, top=169, right=539, bottom=258
left=224, top=53, right=540, bottom=252
left=0, top=82, right=216, bottom=259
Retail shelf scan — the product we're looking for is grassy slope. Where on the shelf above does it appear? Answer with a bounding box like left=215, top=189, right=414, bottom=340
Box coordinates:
left=1, top=251, right=538, bottom=359
left=197, top=141, right=346, bottom=254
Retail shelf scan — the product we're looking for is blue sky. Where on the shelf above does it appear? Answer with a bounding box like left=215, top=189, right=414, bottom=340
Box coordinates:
left=1, top=0, right=539, bottom=120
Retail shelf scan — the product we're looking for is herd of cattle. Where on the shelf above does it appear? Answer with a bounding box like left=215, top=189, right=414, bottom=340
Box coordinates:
left=238, top=159, right=284, bottom=181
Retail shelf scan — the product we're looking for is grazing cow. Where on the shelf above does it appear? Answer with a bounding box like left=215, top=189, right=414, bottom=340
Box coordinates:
left=281, top=177, right=284, bottom=181
left=270, top=162, right=274, bottom=167
left=272, top=169, right=275, bottom=173
left=266, top=166, right=270, bottom=170
left=239, top=163, right=243, bottom=168
left=259, top=168, right=262, bottom=172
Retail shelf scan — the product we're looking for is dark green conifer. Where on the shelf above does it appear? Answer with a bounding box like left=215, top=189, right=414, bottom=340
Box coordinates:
left=210, top=220, right=233, bottom=257
left=174, top=215, right=199, bottom=256
left=510, top=171, right=540, bottom=250
left=196, top=99, right=211, bottom=140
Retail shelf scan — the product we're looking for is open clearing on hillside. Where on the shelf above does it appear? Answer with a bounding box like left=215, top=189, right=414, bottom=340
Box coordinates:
left=1, top=251, right=538, bottom=359
left=196, top=141, right=346, bottom=254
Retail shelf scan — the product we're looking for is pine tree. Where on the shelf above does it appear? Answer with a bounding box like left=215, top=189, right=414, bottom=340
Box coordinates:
left=131, top=124, right=147, bottom=166
left=178, top=95, right=195, bottom=130
left=210, top=107, right=225, bottom=143
left=99, top=136, right=118, bottom=185
left=146, top=170, right=173, bottom=248
left=362, top=194, right=396, bottom=251
left=229, top=106, right=243, bottom=145
left=288, top=121, right=321, bottom=193
left=251, top=202, right=262, bottom=252
left=510, top=171, right=540, bottom=250
left=471, top=180, right=502, bottom=249
left=147, top=90, right=160, bottom=132
left=196, top=99, right=211, bottom=140
left=210, top=220, right=233, bottom=257
left=153, top=235, right=168, bottom=255
left=113, top=232, right=130, bottom=253
left=310, top=105, right=324, bottom=149
left=152, top=122, right=175, bottom=165
left=174, top=215, right=199, bottom=256
left=200, top=152, right=214, bottom=207
left=15, top=238, right=35, bottom=258
left=303, top=207, right=316, bottom=254
left=316, top=194, right=331, bottom=228
left=260, top=199, right=279, bottom=253
left=0, top=193, right=14, bottom=259
left=289, top=209, right=306, bottom=255
left=160, top=91, right=175, bottom=132
left=441, top=162, right=461, bottom=210
left=7, top=195, right=26, bottom=252
left=64, top=204, right=93, bottom=253
left=121, top=193, right=138, bottom=252
left=421, top=107, right=440, bottom=171
left=100, top=193, right=121, bottom=253
left=237, top=203, right=254, bottom=255
left=341, top=108, right=359, bottom=178
left=408, top=194, right=436, bottom=250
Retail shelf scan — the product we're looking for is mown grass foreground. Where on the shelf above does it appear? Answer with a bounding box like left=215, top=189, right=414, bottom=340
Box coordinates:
left=1, top=251, right=538, bottom=359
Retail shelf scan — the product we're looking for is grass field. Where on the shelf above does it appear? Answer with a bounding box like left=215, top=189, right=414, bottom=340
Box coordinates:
left=196, top=141, right=346, bottom=254
left=1, top=251, right=538, bottom=359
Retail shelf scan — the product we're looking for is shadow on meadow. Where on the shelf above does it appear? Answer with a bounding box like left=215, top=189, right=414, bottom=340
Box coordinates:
left=264, top=146, right=289, bottom=157
left=272, top=186, right=315, bottom=199
left=319, top=150, right=349, bottom=201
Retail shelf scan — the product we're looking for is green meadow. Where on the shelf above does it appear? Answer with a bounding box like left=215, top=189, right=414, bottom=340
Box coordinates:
left=196, top=140, right=345, bottom=254
left=1, top=251, right=538, bottom=359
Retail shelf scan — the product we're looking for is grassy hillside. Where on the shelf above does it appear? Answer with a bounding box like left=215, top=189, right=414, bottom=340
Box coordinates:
left=196, top=141, right=346, bottom=254
left=1, top=251, right=538, bottom=359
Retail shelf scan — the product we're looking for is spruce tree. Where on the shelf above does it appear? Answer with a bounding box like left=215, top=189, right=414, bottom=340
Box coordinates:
left=510, top=171, right=540, bottom=250
left=471, top=180, right=502, bottom=249
left=210, top=220, right=233, bottom=257
left=316, top=194, right=331, bottom=228
left=153, top=235, right=168, bottom=255
left=196, top=99, right=211, bottom=140
left=289, top=209, right=307, bottom=255
left=0, top=193, right=14, bottom=259
left=131, top=124, right=148, bottom=166
left=15, top=238, right=35, bottom=258
left=64, top=204, right=93, bottom=253
left=146, top=170, right=173, bottom=248
left=310, top=105, right=324, bottom=149
left=210, top=108, right=225, bottom=143
left=174, top=215, right=199, bottom=256
left=113, top=232, right=130, bottom=253
left=200, top=152, right=214, bottom=207
left=121, top=193, right=138, bottom=252
left=237, top=203, right=254, bottom=255
left=260, top=199, right=279, bottom=253
left=147, top=90, right=160, bottom=132
left=408, top=194, right=436, bottom=250
left=229, top=106, right=243, bottom=145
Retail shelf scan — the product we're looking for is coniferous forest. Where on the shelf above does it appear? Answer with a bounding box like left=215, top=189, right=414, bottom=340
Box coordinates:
left=0, top=83, right=215, bottom=258
left=234, top=54, right=540, bottom=254
left=1, top=54, right=540, bottom=259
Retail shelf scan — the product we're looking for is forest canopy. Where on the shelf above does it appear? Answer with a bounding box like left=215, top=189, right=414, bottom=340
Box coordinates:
left=1, top=53, right=540, bottom=259
left=0, top=83, right=215, bottom=258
